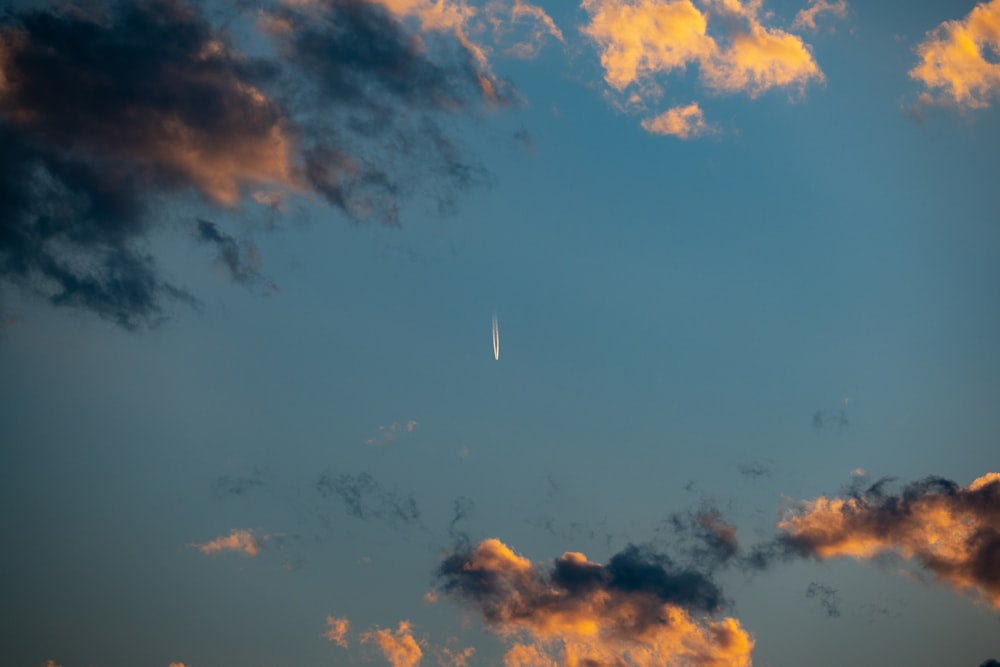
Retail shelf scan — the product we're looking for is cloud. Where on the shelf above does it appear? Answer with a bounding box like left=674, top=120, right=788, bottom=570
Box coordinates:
left=641, top=102, right=715, bottom=138
left=361, top=620, right=424, bottom=667
left=805, top=582, right=841, bottom=618
left=812, top=402, right=849, bottom=430
left=437, top=538, right=753, bottom=667
left=791, top=0, right=848, bottom=31
left=779, top=472, right=1000, bottom=608
left=193, top=528, right=261, bottom=556
left=196, top=219, right=266, bottom=285
left=665, top=507, right=740, bottom=569
left=213, top=468, right=267, bottom=498
left=910, top=0, right=1000, bottom=110
left=981, top=660, right=1000, bottom=667
left=324, top=615, right=351, bottom=648
left=491, top=0, right=566, bottom=58
left=737, top=460, right=773, bottom=479
left=437, top=644, right=475, bottom=667
left=580, top=0, right=823, bottom=134
left=0, top=0, right=523, bottom=327
left=316, top=471, right=421, bottom=525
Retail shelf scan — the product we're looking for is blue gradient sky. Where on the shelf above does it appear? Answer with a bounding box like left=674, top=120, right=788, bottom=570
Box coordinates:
left=1, top=0, right=998, bottom=666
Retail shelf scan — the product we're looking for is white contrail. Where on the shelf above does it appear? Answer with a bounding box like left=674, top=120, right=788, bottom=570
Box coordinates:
left=492, top=312, right=500, bottom=361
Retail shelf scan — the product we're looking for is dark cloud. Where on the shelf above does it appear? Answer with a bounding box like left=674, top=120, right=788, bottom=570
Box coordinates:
left=979, top=660, right=1000, bottom=667
left=665, top=507, right=739, bottom=570
left=196, top=219, right=265, bottom=285
left=436, top=538, right=753, bottom=667
left=212, top=468, right=267, bottom=498
left=0, top=0, right=513, bottom=326
left=805, top=582, right=841, bottom=618
left=316, top=471, right=420, bottom=525
left=0, top=0, right=287, bottom=326
left=779, top=473, right=1000, bottom=608
left=737, top=460, right=772, bottom=479
left=812, top=406, right=849, bottom=430
left=448, top=496, right=474, bottom=541
left=262, top=0, right=505, bottom=223
left=511, top=126, right=535, bottom=153
left=440, top=540, right=724, bottom=617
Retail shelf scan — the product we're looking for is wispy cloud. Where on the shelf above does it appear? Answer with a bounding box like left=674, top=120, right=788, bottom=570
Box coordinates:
left=436, top=538, right=753, bottom=667
left=316, top=471, right=421, bottom=525
left=193, top=528, right=261, bottom=557
left=805, top=582, right=841, bottom=618
left=324, top=615, right=351, bottom=648
left=779, top=472, right=1000, bottom=608
left=910, top=0, right=1000, bottom=110
left=791, top=0, right=848, bottom=31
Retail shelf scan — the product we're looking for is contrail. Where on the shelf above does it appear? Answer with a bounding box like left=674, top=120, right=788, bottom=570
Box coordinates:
left=492, top=312, right=500, bottom=361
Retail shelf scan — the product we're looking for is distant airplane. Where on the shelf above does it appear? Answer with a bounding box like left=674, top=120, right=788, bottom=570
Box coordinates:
left=492, top=312, right=499, bottom=361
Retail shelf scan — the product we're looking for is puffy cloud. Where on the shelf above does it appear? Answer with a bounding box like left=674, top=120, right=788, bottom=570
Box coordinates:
left=910, top=0, right=1000, bottom=109
left=325, top=615, right=351, bottom=648
left=779, top=473, right=1000, bottom=608
left=580, top=0, right=824, bottom=133
left=361, top=620, right=424, bottom=667
left=193, top=528, right=261, bottom=556
left=580, top=0, right=715, bottom=92
left=437, top=538, right=754, bottom=667
left=0, top=0, right=525, bottom=327
left=791, top=0, right=848, bottom=31
left=640, top=103, right=714, bottom=138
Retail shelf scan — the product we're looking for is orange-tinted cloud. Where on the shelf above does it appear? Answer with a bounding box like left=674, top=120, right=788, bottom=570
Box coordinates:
left=0, top=7, right=296, bottom=206
left=438, top=538, right=754, bottom=667
left=641, top=102, right=715, bottom=138
left=791, top=0, right=847, bottom=31
left=779, top=473, right=1000, bottom=608
left=580, top=0, right=715, bottom=92
left=580, top=0, right=824, bottom=133
left=325, top=616, right=351, bottom=648
left=910, top=0, right=1000, bottom=109
left=194, top=529, right=260, bottom=557
left=437, top=644, right=476, bottom=667
left=361, top=620, right=424, bottom=667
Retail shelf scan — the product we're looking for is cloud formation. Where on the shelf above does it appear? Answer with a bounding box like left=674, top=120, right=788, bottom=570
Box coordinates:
left=324, top=615, right=351, bottom=648
left=193, top=528, right=261, bottom=556
left=779, top=473, right=1000, bottom=608
left=316, top=471, right=421, bottom=525
left=0, top=0, right=529, bottom=326
left=581, top=0, right=824, bottom=135
left=640, top=103, right=714, bottom=138
left=805, top=582, right=840, bottom=618
left=437, top=538, right=753, bottom=667
left=791, top=0, right=847, bottom=32
left=196, top=220, right=266, bottom=286
left=361, top=621, right=424, bottom=667
left=910, top=0, right=1000, bottom=110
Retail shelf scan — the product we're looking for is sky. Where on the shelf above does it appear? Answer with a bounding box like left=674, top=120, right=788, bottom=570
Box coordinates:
left=0, top=0, right=999, bottom=666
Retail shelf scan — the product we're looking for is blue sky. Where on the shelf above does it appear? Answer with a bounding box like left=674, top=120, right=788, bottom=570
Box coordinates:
left=1, top=1, right=998, bottom=666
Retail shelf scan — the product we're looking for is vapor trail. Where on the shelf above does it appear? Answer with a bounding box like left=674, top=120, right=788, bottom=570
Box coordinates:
left=492, top=313, right=500, bottom=361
